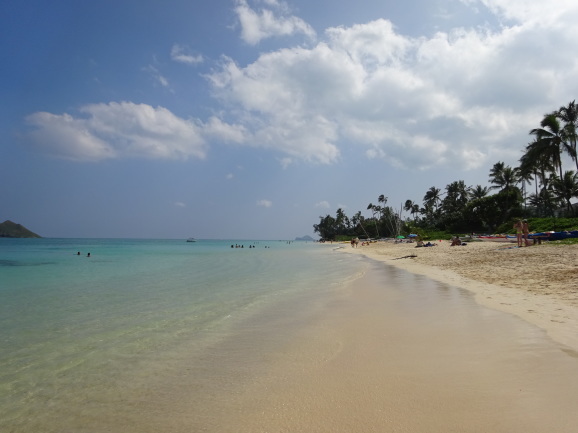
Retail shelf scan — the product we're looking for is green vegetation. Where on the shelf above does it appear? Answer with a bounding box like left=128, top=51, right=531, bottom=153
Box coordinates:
left=0, top=220, right=41, bottom=238
left=314, top=101, right=578, bottom=241
left=495, top=217, right=578, bottom=234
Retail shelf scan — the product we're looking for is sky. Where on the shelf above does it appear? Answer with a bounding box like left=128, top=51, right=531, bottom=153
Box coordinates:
left=2, top=0, right=578, bottom=240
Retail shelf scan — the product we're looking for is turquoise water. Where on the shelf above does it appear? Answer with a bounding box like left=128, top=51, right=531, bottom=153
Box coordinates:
left=0, top=238, right=367, bottom=432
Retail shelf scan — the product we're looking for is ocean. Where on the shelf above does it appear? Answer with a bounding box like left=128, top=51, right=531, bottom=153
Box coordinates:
left=0, top=238, right=368, bottom=432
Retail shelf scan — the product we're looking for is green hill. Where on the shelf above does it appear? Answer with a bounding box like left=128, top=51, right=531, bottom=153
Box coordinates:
left=0, top=220, right=41, bottom=238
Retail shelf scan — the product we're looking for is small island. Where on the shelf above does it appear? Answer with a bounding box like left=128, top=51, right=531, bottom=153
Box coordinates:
left=294, top=235, right=314, bottom=241
left=0, top=220, right=41, bottom=238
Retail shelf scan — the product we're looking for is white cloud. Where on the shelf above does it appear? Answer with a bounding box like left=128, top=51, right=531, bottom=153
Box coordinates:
left=278, top=157, right=292, bottom=168
left=175, top=201, right=186, bottom=208
left=144, top=65, right=171, bottom=89
left=203, top=116, right=247, bottom=143
left=208, top=2, right=578, bottom=170
left=25, top=102, right=208, bottom=161
left=171, top=44, right=204, bottom=65
left=226, top=173, right=234, bottom=179
left=234, top=0, right=316, bottom=45
left=465, top=0, right=578, bottom=25
left=315, top=201, right=330, bottom=209
left=24, top=2, right=578, bottom=171
left=257, top=199, right=273, bottom=207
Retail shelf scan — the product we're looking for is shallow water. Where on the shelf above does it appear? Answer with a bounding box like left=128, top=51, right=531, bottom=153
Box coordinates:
left=0, top=238, right=365, bottom=432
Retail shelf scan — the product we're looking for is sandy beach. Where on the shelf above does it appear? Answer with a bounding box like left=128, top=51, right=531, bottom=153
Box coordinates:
left=339, top=239, right=578, bottom=351
left=208, top=242, right=578, bottom=432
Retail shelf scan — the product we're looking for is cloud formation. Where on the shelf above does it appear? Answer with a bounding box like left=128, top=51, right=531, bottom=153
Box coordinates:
left=22, top=1, right=578, bottom=171
left=210, top=1, right=578, bottom=169
left=234, top=0, right=316, bottom=45
left=144, top=65, right=171, bottom=89
left=25, top=102, right=208, bottom=161
left=257, top=199, right=273, bottom=207
left=171, top=44, right=204, bottom=65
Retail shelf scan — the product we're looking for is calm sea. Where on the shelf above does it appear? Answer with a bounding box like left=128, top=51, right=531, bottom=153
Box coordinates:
left=0, top=238, right=367, bottom=432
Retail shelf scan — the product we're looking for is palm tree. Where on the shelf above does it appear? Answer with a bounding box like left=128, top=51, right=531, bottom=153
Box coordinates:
left=551, top=171, right=578, bottom=215
left=404, top=199, right=420, bottom=223
left=351, top=211, right=362, bottom=230
left=404, top=199, right=414, bottom=213
left=529, top=112, right=574, bottom=179
left=335, top=208, right=349, bottom=234
left=522, top=136, right=564, bottom=216
left=411, top=204, right=420, bottom=221
left=557, top=100, right=578, bottom=171
left=489, top=162, right=520, bottom=192
left=519, top=151, right=538, bottom=199
left=423, top=186, right=441, bottom=210
left=422, top=186, right=442, bottom=226
left=470, top=185, right=489, bottom=200
left=521, top=140, right=557, bottom=203
left=442, top=180, right=470, bottom=214
left=488, top=161, right=505, bottom=189
left=527, top=188, right=558, bottom=217
left=377, top=195, right=388, bottom=220
left=516, top=164, right=534, bottom=211
left=366, top=203, right=380, bottom=238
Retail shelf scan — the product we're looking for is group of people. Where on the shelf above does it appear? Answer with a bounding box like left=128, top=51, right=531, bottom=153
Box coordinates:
left=415, top=239, right=437, bottom=248
left=513, top=219, right=531, bottom=247
left=350, top=238, right=372, bottom=247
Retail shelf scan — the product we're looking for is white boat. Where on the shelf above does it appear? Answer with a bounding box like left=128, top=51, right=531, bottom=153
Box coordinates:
left=186, top=238, right=197, bottom=242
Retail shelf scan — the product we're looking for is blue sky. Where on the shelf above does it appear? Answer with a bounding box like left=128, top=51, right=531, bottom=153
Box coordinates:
left=2, top=0, right=578, bottom=239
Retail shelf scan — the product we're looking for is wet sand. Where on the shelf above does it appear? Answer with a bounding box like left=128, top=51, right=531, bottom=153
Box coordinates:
left=339, top=240, right=578, bottom=351
left=198, top=255, right=578, bottom=432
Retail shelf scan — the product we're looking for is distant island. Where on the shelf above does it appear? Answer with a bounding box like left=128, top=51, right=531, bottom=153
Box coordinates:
left=294, top=235, right=315, bottom=241
left=0, top=220, right=41, bottom=238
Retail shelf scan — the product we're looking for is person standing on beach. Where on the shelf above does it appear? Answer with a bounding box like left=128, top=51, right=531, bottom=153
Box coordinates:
left=522, top=219, right=530, bottom=246
left=513, top=220, right=523, bottom=247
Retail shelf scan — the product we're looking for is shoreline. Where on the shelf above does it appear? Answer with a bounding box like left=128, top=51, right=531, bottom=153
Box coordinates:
left=336, top=240, right=578, bottom=352
left=210, top=247, right=578, bottom=432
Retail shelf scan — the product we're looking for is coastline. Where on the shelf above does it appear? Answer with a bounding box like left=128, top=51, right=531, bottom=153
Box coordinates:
left=207, top=246, right=578, bottom=432
left=337, top=240, right=578, bottom=351
left=4, top=238, right=578, bottom=431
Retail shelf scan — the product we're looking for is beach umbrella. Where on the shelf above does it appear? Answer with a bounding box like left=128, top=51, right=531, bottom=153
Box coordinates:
left=396, top=235, right=405, bottom=239
left=408, top=234, right=418, bottom=238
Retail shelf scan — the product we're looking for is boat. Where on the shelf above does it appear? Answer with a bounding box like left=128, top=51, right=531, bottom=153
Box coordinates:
left=186, top=238, right=197, bottom=242
left=528, top=231, right=578, bottom=241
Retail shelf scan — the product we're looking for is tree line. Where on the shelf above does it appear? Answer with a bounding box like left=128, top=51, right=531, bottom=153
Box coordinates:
left=314, top=100, right=578, bottom=240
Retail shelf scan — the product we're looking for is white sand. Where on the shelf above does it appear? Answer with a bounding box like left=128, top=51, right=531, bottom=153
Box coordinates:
left=210, top=250, right=578, bottom=432
left=340, top=240, right=578, bottom=351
